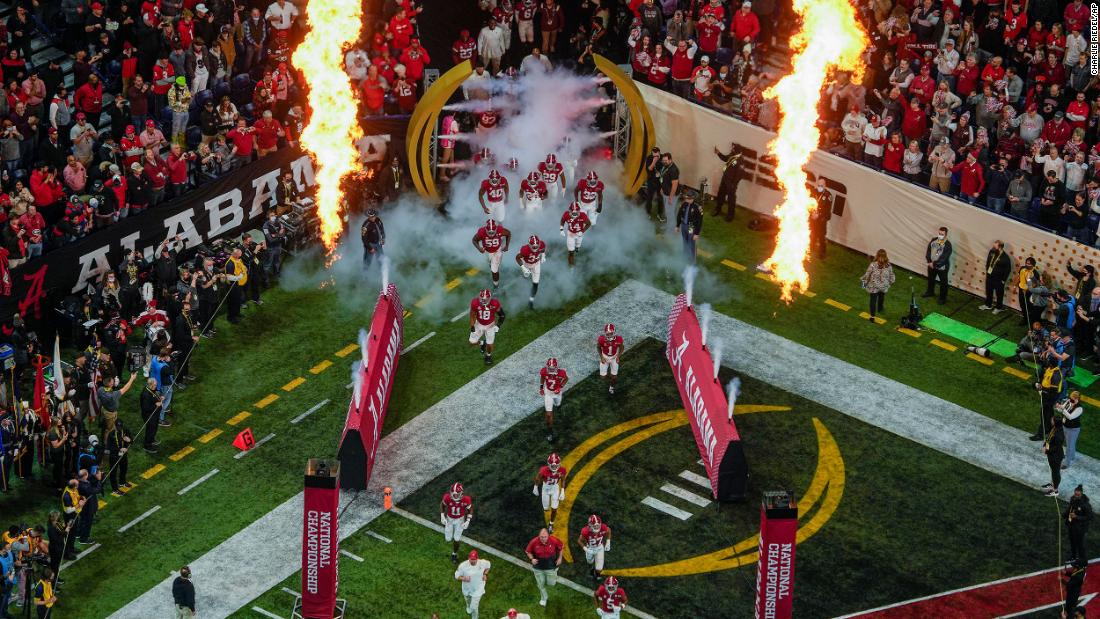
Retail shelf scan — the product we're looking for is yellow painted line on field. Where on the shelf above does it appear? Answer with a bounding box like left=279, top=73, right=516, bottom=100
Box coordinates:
left=897, top=327, right=922, bottom=338
left=169, top=446, right=195, bottom=462
left=1003, top=366, right=1031, bottom=380
left=98, top=499, right=107, bottom=510
left=281, top=377, right=305, bottom=392
left=858, top=312, right=886, bottom=325
left=824, top=299, right=851, bottom=312
left=198, top=428, right=223, bottom=444
left=697, top=248, right=714, bottom=259
left=310, top=360, right=333, bottom=374
left=445, top=278, right=463, bottom=291
left=1081, top=395, right=1100, bottom=408
left=226, top=411, right=251, bottom=426
left=721, top=259, right=747, bottom=272
left=335, top=343, right=358, bottom=358
left=403, top=310, right=412, bottom=319
left=466, top=267, right=480, bottom=277
left=414, top=294, right=434, bottom=309
left=256, top=393, right=280, bottom=408
left=930, top=339, right=958, bottom=352
left=966, top=352, right=995, bottom=366
left=118, top=482, right=137, bottom=493
left=755, top=272, right=773, bottom=282
left=800, top=290, right=817, bottom=298
left=142, top=464, right=166, bottom=480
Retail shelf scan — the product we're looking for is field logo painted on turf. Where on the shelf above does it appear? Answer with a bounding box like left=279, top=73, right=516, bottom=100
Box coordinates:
left=554, top=407, right=845, bottom=577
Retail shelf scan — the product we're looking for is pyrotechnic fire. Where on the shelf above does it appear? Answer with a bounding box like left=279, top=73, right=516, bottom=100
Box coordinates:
left=762, top=0, right=866, bottom=301
left=292, top=0, right=365, bottom=253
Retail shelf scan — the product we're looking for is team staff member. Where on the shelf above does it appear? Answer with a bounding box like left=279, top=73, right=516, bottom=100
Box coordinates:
left=712, top=143, right=744, bottom=220
left=361, top=210, right=385, bottom=270
left=32, top=567, right=56, bottom=618
left=923, top=226, right=952, bottom=304
left=140, top=378, right=164, bottom=454
left=105, top=418, right=132, bottom=496
left=454, top=550, right=490, bottom=619
left=657, top=152, right=680, bottom=224
left=1066, top=484, right=1092, bottom=563
left=1063, top=559, right=1088, bottom=617
left=223, top=247, right=248, bottom=324
left=979, top=240, right=1012, bottom=313
left=675, top=191, right=703, bottom=264
left=1032, top=356, right=1066, bottom=441
left=1017, top=257, right=1039, bottom=324
left=809, top=179, right=832, bottom=259
left=1042, top=415, right=1066, bottom=497
left=173, top=565, right=195, bottom=618
left=525, top=528, right=563, bottom=608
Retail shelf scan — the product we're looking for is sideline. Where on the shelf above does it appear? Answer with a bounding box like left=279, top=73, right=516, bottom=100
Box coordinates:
left=111, top=280, right=1100, bottom=618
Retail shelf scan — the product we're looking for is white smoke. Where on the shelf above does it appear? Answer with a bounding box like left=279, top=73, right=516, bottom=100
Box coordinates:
left=683, top=265, right=698, bottom=307
left=358, top=328, right=369, bottom=368
left=278, top=67, right=726, bottom=320
left=726, top=377, right=741, bottom=423
left=380, top=255, right=390, bottom=292
left=710, top=337, right=723, bottom=381
left=698, top=303, right=712, bottom=348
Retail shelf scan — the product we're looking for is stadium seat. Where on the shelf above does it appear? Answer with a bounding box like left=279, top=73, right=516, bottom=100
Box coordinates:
left=715, top=47, right=734, bottom=66
left=241, top=103, right=256, bottom=122
left=186, top=126, right=202, bottom=150
left=1026, top=198, right=1040, bottom=224
left=213, top=81, right=231, bottom=101
left=159, top=106, right=173, bottom=128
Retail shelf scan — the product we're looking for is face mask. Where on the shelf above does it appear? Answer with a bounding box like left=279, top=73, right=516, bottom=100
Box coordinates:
left=937, top=233, right=945, bottom=240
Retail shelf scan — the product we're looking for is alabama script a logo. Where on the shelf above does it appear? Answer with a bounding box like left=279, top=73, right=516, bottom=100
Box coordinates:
left=18, top=264, right=47, bottom=319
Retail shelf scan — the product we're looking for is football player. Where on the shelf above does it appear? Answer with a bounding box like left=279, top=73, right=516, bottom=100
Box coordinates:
left=441, top=482, right=474, bottom=564
left=594, top=576, right=627, bottom=619
left=538, top=153, right=565, bottom=200
left=520, top=171, right=548, bottom=211
left=574, top=171, right=605, bottom=225
left=577, top=514, right=612, bottom=581
left=597, top=323, right=623, bottom=394
left=469, top=289, right=505, bottom=365
left=472, top=146, right=495, bottom=167
left=539, top=358, right=568, bottom=442
left=478, top=169, right=509, bottom=221
left=515, top=234, right=546, bottom=309
left=560, top=202, right=592, bottom=267
left=472, top=219, right=512, bottom=287
left=533, top=452, right=568, bottom=532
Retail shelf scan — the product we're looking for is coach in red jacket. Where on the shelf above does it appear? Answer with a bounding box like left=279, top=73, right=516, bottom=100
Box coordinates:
left=951, top=150, right=986, bottom=205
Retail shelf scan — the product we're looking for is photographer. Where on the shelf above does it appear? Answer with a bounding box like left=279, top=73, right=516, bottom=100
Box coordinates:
left=32, top=567, right=56, bottom=618
left=195, top=258, right=223, bottom=337
left=1033, top=355, right=1066, bottom=442
left=0, top=540, right=14, bottom=617
left=223, top=247, right=247, bottom=325
left=1008, top=321, right=1050, bottom=365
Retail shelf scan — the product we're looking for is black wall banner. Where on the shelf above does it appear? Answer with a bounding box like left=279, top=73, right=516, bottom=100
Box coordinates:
left=7, top=116, right=411, bottom=325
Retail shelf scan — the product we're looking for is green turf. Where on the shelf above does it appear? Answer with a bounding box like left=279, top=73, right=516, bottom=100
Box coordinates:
left=395, top=338, right=1088, bottom=618
left=230, top=511, right=599, bottom=619
left=919, top=312, right=1020, bottom=358
left=0, top=204, right=1091, bottom=617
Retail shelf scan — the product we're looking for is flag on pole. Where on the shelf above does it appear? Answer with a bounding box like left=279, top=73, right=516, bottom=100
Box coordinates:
left=53, top=335, right=64, bottom=399
left=31, top=354, right=49, bottom=430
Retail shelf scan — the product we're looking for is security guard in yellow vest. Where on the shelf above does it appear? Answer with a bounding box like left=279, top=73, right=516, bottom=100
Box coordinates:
left=33, top=567, right=56, bottom=618
left=223, top=247, right=248, bottom=325
left=60, top=479, right=83, bottom=528
left=1017, top=257, right=1037, bottom=324
left=1032, top=356, right=1065, bottom=441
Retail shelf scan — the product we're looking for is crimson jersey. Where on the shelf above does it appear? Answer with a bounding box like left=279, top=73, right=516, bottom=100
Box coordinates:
left=516, top=0, right=538, bottom=20
left=518, top=241, right=545, bottom=265
left=478, top=110, right=499, bottom=130
left=540, top=367, right=568, bottom=393
left=521, top=178, right=547, bottom=200
left=453, top=38, right=477, bottom=61
left=538, top=464, right=568, bottom=486
left=595, top=585, right=628, bottom=612
left=470, top=298, right=502, bottom=325
left=580, top=523, right=610, bottom=547
left=442, top=493, right=473, bottom=519
left=480, top=178, right=508, bottom=203
left=538, top=161, right=563, bottom=184
left=575, top=180, right=604, bottom=203
left=560, top=211, right=591, bottom=234
left=598, top=334, right=623, bottom=358
left=475, top=226, right=508, bottom=252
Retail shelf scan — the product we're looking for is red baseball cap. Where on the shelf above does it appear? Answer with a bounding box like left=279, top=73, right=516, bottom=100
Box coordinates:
left=47, top=127, right=57, bottom=135
left=507, top=611, right=518, bottom=619
left=468, top=550, right=478, bottom=560
left=75, top=112, right=86, bottom=119
left=126, top=124, right=136, bottom=133
left=90, top=2, right=104, bottom=10
left=145, top=119, right=156, bottom=127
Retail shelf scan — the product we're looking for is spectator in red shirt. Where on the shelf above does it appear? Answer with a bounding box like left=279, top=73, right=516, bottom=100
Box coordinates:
left=901, top=97, right=928, bottom=142
left=165, top=144, right=191, bottom=198
left=954, top=54, right=980, bottom=97
left=19, top=204, right=45, bottom=257
left=29, top=164, right=63, bottom=210
left=392, top=72, right=417, bottom=114
left=226, top=118, right=256, bottom=169
left=731, top=1, right=760, bottom=46
left=152, top=57, right=175, bottom=111
left=252, top=110, right=283, bottom=157
left=399, top=38, right=431, bottom=84
left=1065, top=0, right=1089, bottom=34
left=909, top=64, right=936, bottom=107
left=1066, top=91, right=1089, bottom=131
left=952, top=150, right=986, bottom=204
left=696, top=13, right=722, bottom=56
left=360, top=65, right=388, bottom=116
left=142, top=147, right=169, bottom=206
left=883, top=132, right=904, bottom=173
left=388, top=8, right=415, bottom=51
left=1042, top=110, right=1072, bottom=148
left=73, top=74, right=104, bottom=117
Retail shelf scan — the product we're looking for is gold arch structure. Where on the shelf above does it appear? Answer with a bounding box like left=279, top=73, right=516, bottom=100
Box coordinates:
left=554, top=406, right=845, bottom=578
left=405, top=55, right=655, bottom=202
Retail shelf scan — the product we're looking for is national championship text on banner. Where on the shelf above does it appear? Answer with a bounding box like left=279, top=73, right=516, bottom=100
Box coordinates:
left=666, top=293, right=749, bottom=501
left=754, top=494, right=798, bottom=619
left=338, top=284, right=404, bottom=490
left=302, top=460, right=340, bottom=619
left=640, top=84, right=1099, bottom=306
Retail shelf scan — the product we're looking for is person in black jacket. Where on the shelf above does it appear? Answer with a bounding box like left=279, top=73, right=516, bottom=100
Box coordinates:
left=199, top=100, right=218, bottom=144
left=809, top=178, right=833, bottom=259
left=361, top=210, right=385, bottom=270
left=985, top=158, right=1011, bottom=213
left=675, top=190, right=703, bottom=264
left=126, top=163, right=151, bottom=216
left=173, top=566, right=195, bottom=617
left=153, top=237, right=181, bottom=297
left=712, top=143, right=745, bottom=221
left=139, top=378, right=163, bottom=454
left=1066, top=261, right=1096, bottom=307
left=979, top=240, right=1012, bottom=312
left=1063, top=559, right=1088, bottom=618
left=1042, top=414, right=1066, bottom=496
left=923, top=226, right=952, bottom=304
left=172, top=300, right=198, bottom=383
left=104, top=418, right=132, bottom=496
left=1066, top=484, right=1092, bottom=562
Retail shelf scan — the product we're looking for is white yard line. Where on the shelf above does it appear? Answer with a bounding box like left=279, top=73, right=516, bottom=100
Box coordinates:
left=641, top=496, right=694, bottom=520
left=118, top=506, right=162, bottom=533
left=290, top=399, right=330, bottom=424
left=234, top=433, right=275, bottom=459
left=402, top=331, right=436, bottom=354
left=677, top=470, right=712, bottom=489
left=251, top=607, right=283, bottom=619
left=59, top=543, right=100, bottom=572
left=391, top=507, right=660, bottom=619
left=339, top=549, right=365, bottom=562
left=366, top=531, right=393, bottom=544
left=450, top=310, right=468, bottom=323
left=111, top=280, right=1100, bottom=619
left=993, top=595, right=1098, bottom=619
left=279, top=587, right=300, bottom=598
left=659, top=483, right=711, bottom=507
left=177, top=469, right=220, bottom=496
